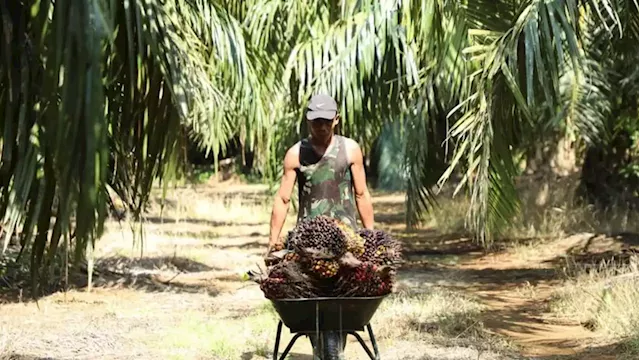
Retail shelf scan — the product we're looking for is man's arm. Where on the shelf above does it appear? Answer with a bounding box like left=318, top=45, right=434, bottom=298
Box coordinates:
left=268, top=145, right=299, bottom=251
left=348, top=140, right=374, bottom=229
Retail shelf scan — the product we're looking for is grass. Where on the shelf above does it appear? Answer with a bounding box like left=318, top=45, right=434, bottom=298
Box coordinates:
left=0, top=328, right=12, bottom=360
left=549, top=254, right=639, bottom=358
left=145, top=187, right=273, bottom=224
left=96, top=185, right=292, bottom=260
left=371, top=289, right=513, bottom=352
left=618, top=338, right=640, bottom=360
left=3, top=178, right=637, bottom=359
left=418, top=194, right=471, bottom=236
left=421, top=175, right=639, bottom=247
left=152, top=288, right=512, bottom=359
left=159, top=304, right=279, bottom=359
left=372, top=289, right=483, bottom=340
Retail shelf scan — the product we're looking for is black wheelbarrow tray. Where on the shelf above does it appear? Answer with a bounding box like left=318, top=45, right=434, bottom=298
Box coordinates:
left=269, top=295, right=387, bottom=360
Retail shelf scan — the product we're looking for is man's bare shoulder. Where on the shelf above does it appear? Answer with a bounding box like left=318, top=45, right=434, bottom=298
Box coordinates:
left=283, top=142, right=301, bottom=169
left=340, top=136, right=360, bottom=148
left=285, top=141, right=302, bottom=157
left=341, top=136, right=363, bottom=163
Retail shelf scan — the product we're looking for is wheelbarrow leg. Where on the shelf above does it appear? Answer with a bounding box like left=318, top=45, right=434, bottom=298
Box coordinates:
left=347, top=332, right=377, bottom=360
left=366, top=324, right=381, bottom=359
left=346, top=324, right=380, bottom=360
left=279, top=333, right=304, bottom=360
left=273, top=320, right=305, bottom=360
left=273, top=321, right=283, bottom=360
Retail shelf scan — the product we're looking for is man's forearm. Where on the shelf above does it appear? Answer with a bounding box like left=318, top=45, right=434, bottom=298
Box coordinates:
left=269, top=197, right=289, bottom=245
left=356, top=191, right=374, bottom=229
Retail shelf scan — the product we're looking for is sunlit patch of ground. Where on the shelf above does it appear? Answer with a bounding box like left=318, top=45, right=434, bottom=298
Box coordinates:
left=1, top=181, right=637, bottom=359
left=0, top=184, right=513, bottom=359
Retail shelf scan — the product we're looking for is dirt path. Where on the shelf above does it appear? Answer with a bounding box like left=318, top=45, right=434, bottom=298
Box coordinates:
left=453, top=231, right=638, bottom=359
left=376, top=193, right=637, bottom=359
left=1, top=184, right=636, bottom=359
left=453, top=253, right=602, bottom=359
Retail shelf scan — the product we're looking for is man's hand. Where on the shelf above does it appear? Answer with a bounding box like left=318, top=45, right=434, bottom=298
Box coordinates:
left=265, top=240, right=284, bottom=256
left=264, top=240, right=285, bottom=265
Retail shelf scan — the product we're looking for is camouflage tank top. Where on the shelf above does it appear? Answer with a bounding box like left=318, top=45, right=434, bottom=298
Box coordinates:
left=296, top=135, right=358, bottom=229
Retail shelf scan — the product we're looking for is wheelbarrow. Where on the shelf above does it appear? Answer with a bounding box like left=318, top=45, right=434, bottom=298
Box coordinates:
left=269, top=296, right=386, bottom=360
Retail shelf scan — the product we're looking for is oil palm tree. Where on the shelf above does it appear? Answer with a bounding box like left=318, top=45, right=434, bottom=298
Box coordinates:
left=0, top=0, right=268, bottom=293
left=437, top=0, right=639, bottom=244
left=1, top=0, right=637, bottom=293
left=243, top=0, right=638, bottom=244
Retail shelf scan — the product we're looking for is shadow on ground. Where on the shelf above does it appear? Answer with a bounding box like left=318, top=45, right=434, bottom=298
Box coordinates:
left=89, top=271, right=221, bottom=297
left=143, top=216, right=261, bottom=228
left=399, top=233, right=485, bottom=267
left=0, top=256, right=221, bottom=304
left=529, top=339, right=636, bottom=359
left=459, top=267, right=558, bottom=290
left=5, top=356, right=63, bottom=360
left=542, top=232, right=639, bottom=271
left=96, top=255, right=215, bottom=273
left=151, top=228, right=265, bottom=240
left=89, top=255, right=222, bottom=297
left=213, top=240, right=265, bottom=250
left=242, top=352, right=313, bottom=360
left=148, top=188, right=269, bottom=207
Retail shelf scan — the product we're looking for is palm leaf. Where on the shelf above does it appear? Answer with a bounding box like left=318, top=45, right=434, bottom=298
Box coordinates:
left=437, top=0, right=627, bottom=244
left=282, top=1, right=419, bottom=152
left=0, top=0, right=255, bottom=295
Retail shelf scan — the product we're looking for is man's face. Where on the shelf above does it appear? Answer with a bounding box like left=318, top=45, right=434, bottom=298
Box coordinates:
left=307, top=116, right=338, bottom=141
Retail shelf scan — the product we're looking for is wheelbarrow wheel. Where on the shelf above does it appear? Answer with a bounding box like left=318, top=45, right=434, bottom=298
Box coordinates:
left=308, top=331, right=347, bottom=360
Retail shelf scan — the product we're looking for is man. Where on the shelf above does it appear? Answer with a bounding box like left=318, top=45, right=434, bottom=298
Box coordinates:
left=267, top=93, right=375, bottom=252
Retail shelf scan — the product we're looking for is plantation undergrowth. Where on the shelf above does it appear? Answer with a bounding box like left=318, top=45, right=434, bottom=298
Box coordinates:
left=0, top=182, right=637, bottom=360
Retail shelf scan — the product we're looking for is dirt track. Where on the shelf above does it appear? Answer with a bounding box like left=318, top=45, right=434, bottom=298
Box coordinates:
left=375, top=192, right=637, bottom=359
left=1, top=183, right=636, bottom=359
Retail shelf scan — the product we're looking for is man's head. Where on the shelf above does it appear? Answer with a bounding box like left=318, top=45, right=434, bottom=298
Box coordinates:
left=305, top=93, right=339, bottom=141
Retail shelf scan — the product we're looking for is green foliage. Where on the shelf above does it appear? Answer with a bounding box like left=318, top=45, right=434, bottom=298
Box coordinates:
left=1, top=0, right=638, bottom=292
left=374, top=121, right=409, bottom=192
left=619, top=335, right=639, bottom=360
left=235, top=0, right=638, bottom=243
left=614, top=116, right=639, bottom=182
left=0, top=0, right=256, bottom=294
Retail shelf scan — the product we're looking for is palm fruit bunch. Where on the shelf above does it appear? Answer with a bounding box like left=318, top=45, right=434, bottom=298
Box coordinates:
left=335, top=220, right=365, bottom=257
left=311, top=259, right=340, bottom=278
left=334, top=262, right=394, bottom=297
left=251, top=216, right=402, bottom=299
left=257, top=261, right=319, bottom=299
left=259, top=277, right=287, bottom=299
left=284, top=251, right=301, bottom=263
left=357, top=228, right=403, bottom=266
left=289, top=215, right=347, bottom=259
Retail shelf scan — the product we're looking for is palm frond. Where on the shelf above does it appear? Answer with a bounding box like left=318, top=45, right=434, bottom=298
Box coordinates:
left=0, top=0, right=112, bottom=291
left=282, top=1, right=419, bottom=152
left=438, top=0, right=625, bottom=244
left=403, top=100, right=448, bottom=229
left=0, top=0, right=255, bottom=295
left=400, top=1, right=470, bottom=225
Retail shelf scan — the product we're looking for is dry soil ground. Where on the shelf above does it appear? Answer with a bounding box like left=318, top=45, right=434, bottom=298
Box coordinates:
left=0, top=182, right=637, bottom=360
